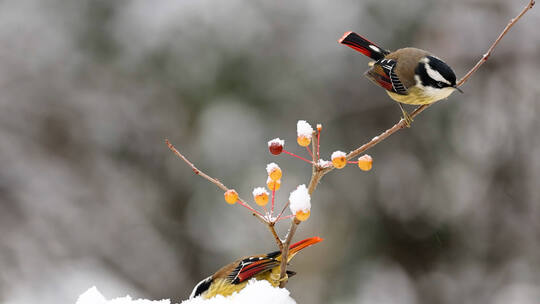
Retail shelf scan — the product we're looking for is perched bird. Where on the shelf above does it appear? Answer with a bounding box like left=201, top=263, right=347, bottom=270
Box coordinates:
left=340, top=31, right=462, bottom=126
left=189, top=236, right=323, bottom=299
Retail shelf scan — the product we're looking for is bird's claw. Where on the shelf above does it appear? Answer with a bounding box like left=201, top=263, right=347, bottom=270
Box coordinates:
left=399, top=104, right=413, bottom=128
left=401, top=114, right=413, bottom=128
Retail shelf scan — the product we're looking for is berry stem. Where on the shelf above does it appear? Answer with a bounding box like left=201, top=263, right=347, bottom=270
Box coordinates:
left=305, top=146, right=313, bottom=159
left=317, top=128, right=321, bottom=162
left=275, top=200, right=290, bottom=222
left=282, top=149, right=313, bottom=164
left=276, top=214, right=295, bottom=221
left=166, top=139, right=268, bottom=224
left=271, top=187, right=276, bottom=215
left=237, top=200, right=265, bottom=218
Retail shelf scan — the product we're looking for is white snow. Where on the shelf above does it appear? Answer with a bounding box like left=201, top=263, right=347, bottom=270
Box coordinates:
left=265, top=162, right=280, bottom=175
left=252, top=187, right=269, bottom=197
left=183, top=280, right=296, bottom=304
left=289, top=184, right=311, bottom=214
left=76, top=280, right=296, bottom=304
left=331, top=151, right=346, bottom=160
left=267, top=138, right=284, bottom=147
left=76, top=286, right=169, bottom=304
left=296, top=120, right=313, bottom=138
left=317, top=159, right=332, bottom=168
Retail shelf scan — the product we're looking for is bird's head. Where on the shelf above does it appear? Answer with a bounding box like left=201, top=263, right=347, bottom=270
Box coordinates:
left=415, top=56, right=462, bottom=100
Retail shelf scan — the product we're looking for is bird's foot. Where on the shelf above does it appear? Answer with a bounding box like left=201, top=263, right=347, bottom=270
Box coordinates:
left=270, top=273, right=288, bottom=283
left=401, top=114, right=413, bottom=128
left=399, top=105, right=413, bottom=128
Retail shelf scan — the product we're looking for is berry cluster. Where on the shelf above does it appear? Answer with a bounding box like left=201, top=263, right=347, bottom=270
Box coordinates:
left=268, top=120, right=373, bottom=171
left=222, top=120, right=373, bottom=224
left=223, top=161, right=309, bottom=223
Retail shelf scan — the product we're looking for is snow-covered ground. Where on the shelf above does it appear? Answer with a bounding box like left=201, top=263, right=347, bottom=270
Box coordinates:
left=76, top=280, right=296, bottom=304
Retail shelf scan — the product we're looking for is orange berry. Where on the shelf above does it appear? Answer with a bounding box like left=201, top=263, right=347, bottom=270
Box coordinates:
left=253, top=187, right=269, bottom=206
left=267, top=177, right=281, bottom=191
left=266, top=163, right=282, bottom=181
left=224, top=189, right=238, bottom=204
left=297, top=135, right=311, bottom=147
left=269, top=168, right=282, bottom=181
left=295, top=210, right=310, bottom=221
left=357, top=154, right=373, bottom=171
left=255, top=193, right=269, bottom=206
left=331, top=151, right=347, bottom=169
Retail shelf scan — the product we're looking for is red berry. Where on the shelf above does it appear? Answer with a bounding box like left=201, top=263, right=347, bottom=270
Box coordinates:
left=268, top=138, right=284, bottom=155
left=269, top=142, right=283, bottom=155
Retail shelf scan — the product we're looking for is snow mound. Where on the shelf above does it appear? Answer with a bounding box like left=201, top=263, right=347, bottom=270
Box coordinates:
left=76, top=286, right=169, bottom=304
left=77, top=280, right=296, bottom=304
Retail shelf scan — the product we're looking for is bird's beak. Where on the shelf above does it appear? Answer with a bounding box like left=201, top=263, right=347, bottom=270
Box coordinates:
left=286, top=270, right=297, bottom=278
left=453, top=86, right=464, bottom=93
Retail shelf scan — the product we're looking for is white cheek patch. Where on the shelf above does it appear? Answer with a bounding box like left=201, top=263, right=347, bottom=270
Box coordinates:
left=414, top=75, right=424, bottom=88
left=424, top=63, right=451, bottom=85
left=423, top=86, right=455, bottom=100
left=414, top=74, right=455, bottom=101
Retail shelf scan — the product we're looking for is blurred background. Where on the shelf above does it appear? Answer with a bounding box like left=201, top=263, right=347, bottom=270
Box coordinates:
left=1, top=0, right=539, bottom=303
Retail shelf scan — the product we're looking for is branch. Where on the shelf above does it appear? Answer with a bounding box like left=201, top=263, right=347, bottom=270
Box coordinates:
left=331, top=0, right=534, bottom=173
left=278, top=130, right=321, bottom=285
left=268, top=222, right=284, bottom=252
left=457, top=0, right=535, bottom=87
left=278, top=218, right=300, bottom=287
left=276, top=0, right=534, bottom=287
left=165, top=139, right=285, bottom=249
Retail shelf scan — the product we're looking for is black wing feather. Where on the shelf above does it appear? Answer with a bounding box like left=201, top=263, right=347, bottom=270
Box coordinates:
left=376, top=59, right=408, bottom=95
left=227, top=257, right=279, bottom=284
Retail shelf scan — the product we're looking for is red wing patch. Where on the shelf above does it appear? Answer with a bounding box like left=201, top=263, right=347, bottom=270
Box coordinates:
left=365, top=59, right=408, bottom=95
left=228, top=257, right=280, bottom=284
left=365, top=65, right=393, bottom=91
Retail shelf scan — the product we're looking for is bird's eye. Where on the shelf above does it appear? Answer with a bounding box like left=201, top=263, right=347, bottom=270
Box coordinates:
left=436, top=81, right=445, bottom=88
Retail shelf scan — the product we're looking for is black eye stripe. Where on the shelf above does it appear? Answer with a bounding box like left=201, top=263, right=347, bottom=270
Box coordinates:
left=415, top=57, right=457, bottom=88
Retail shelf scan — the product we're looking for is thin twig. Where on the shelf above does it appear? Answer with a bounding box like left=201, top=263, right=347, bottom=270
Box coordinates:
left=278, top=130, right=321, bottom=284
left=278, top=217, right=300, bottom=287
left=276, top=0, right=534, bottom=287
left=169, top=0, right=534, bottom=289
left=457, top=0, right=535, bottom=87
left=165, top=139, right=268, bottom=222
left=328, top=0, right=534, bottom=174
left=268, top=222, right=284, bottom=252
left=275, top=201, right=290, bottom=222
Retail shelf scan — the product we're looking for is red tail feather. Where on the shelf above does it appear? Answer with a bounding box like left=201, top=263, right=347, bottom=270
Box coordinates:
left=339, top=31, right=388, bottom=61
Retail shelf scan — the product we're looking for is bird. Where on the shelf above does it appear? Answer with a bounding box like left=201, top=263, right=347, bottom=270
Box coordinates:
left=189, top=236, right=323, bottom=299
left=339, top=31, right=462, bottom=126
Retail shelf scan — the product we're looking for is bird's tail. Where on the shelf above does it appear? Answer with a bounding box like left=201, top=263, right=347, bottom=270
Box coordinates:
left=339, top=31, right=389, bottom=61
left=287, top=236, right=323, bottom=261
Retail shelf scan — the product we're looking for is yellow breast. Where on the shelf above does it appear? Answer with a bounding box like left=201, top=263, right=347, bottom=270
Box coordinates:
left=387, top=86, right=455, bottom=105
left=202, top=268, right=283, bottom=299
